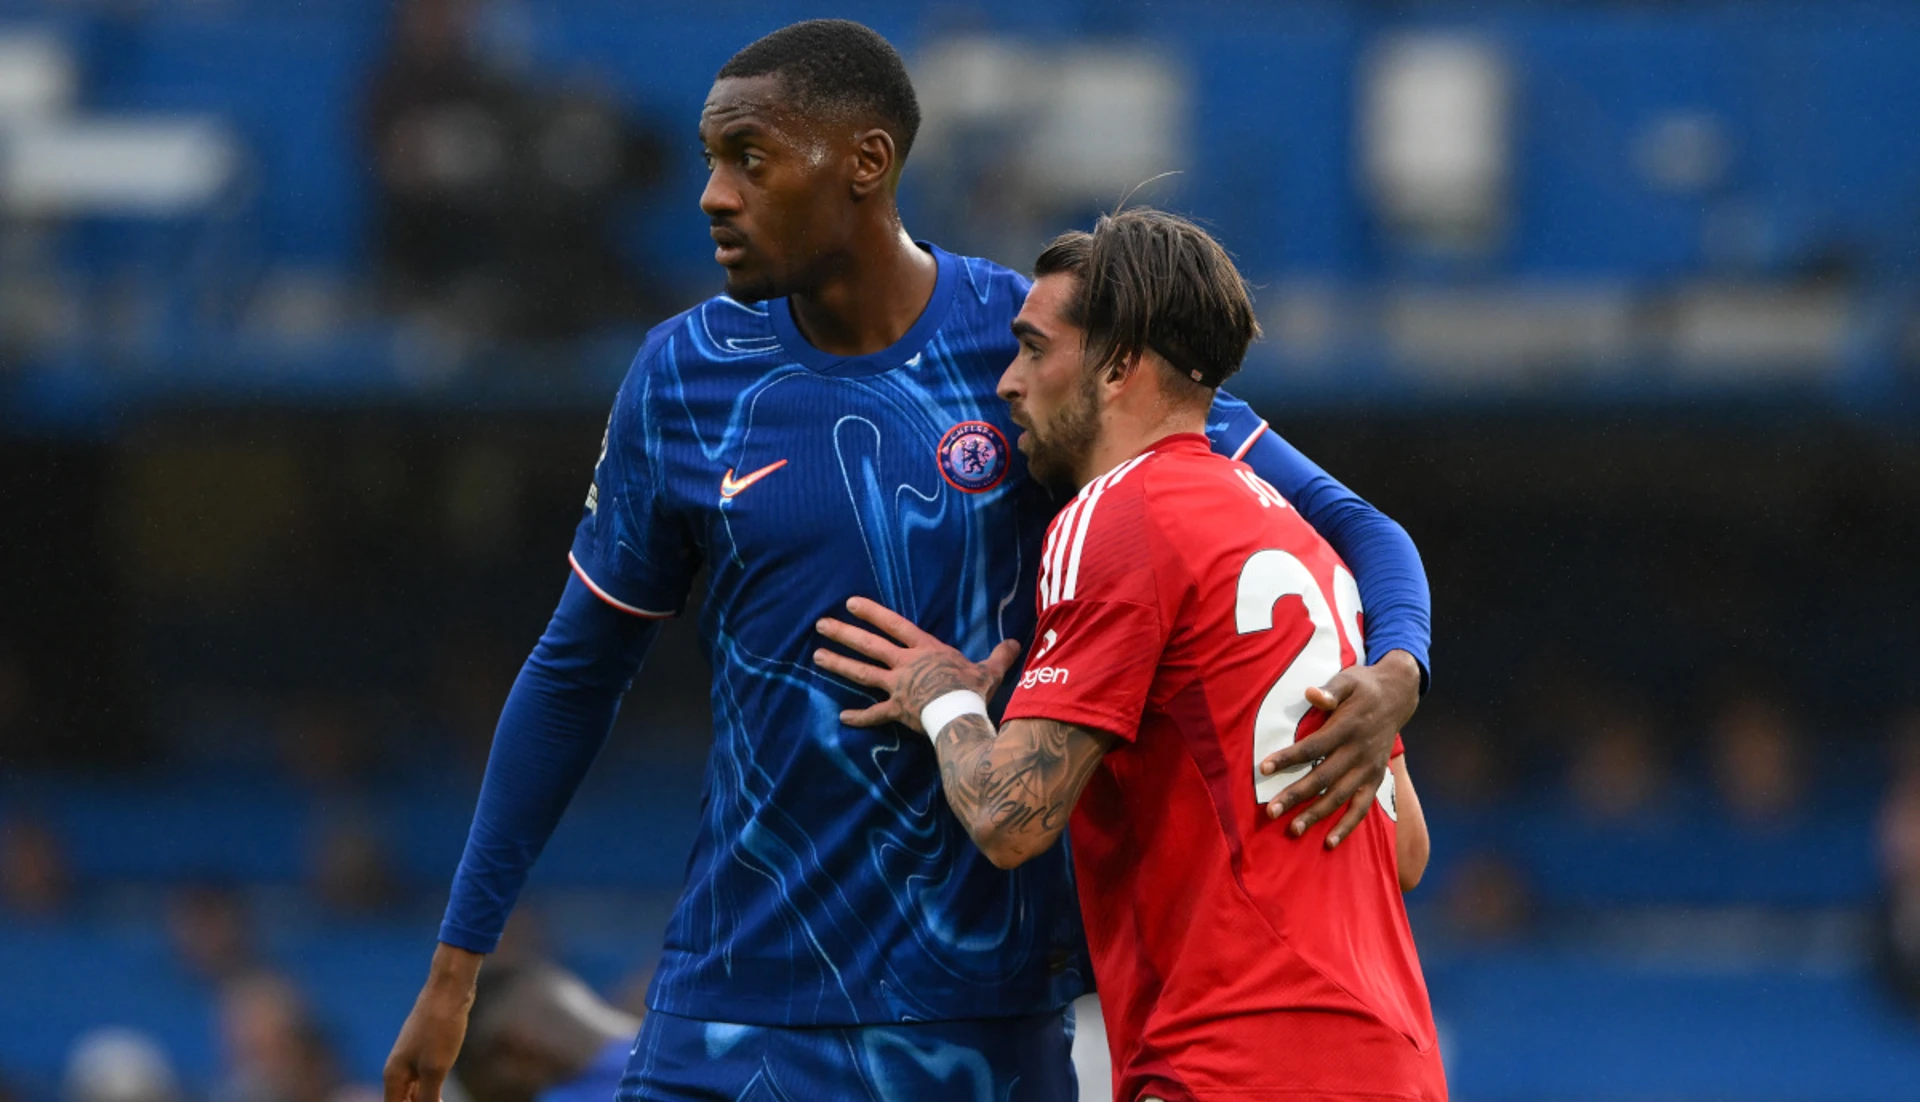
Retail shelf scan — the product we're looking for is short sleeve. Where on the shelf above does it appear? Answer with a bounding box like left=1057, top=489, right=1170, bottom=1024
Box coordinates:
left=1003, top=467, right=1169, bottom=742
left=1392, top=733, right=1405, bottom=758
left=568, top=354, right=702, bottom=618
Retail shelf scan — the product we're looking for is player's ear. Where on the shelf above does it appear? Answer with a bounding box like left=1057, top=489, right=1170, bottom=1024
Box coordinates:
left=849, top=128, right=896, bottom=199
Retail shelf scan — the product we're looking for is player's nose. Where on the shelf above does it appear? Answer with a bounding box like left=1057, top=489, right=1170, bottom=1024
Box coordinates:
left=699, top=170, right=743, bottom=219
left=996, top=360, right=1022, bottom=405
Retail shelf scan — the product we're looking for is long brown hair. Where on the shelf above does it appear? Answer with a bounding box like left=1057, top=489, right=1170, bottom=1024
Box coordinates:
left=1032, top=208, right=1260, bottom=393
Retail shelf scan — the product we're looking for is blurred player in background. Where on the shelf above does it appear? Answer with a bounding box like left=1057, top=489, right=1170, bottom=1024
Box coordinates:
left=386, top=19, right=1433, bottom=1102
left=447, top=962, right=637, bottom=1102
left=816, top=210, right=1445, bottom=1101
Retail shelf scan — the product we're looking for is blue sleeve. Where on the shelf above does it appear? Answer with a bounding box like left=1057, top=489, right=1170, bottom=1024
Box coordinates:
left=439, top=572, right=661, bottom=953
left=441, top=349, right=703, bottom=952
left=569, top=346, right=703, bottom=617
left=1206, top=391, right=1433, bottom=691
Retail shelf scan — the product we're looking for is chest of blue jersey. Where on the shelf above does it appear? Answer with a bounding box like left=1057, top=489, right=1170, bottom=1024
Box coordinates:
left=623, top=253, right=1088, bottom=1026
left=659, top=354, right=1046, bottom=675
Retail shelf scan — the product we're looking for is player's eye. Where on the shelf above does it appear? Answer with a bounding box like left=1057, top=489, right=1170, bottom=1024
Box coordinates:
left=702, top=150, right=715, bottom=171
left=741, top=151, right=765, bottom=170
left=1023, top=340, right=1043, bottom=358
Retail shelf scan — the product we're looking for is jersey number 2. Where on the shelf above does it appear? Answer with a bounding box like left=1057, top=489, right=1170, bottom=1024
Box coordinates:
left=1235, top=549, right=1395, bottom=819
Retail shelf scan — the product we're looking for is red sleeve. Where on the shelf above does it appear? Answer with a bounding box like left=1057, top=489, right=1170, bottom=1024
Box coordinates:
left=1393, top=733, right=1405, bottom=758
left=1003, top=460, right=1168, bottom=742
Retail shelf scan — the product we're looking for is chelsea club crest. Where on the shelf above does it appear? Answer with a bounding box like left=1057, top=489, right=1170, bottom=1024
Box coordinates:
left=936, top=420, right=1010, bottom=493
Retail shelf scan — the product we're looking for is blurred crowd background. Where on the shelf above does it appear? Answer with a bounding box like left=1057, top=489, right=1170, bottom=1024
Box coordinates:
left=3, top=1, right=1920, bottom=1100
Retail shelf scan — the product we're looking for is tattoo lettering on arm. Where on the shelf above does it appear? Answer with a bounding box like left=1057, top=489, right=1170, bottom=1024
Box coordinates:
left=934, top=715, right=1115, bottom=870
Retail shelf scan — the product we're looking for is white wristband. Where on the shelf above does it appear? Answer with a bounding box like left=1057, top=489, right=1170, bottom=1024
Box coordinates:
left=920, top=689, right=989, bottom=742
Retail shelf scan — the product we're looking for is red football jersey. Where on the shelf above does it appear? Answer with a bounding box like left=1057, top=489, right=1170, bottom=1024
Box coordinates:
left=1004, top=433, right=1445, bottom=1102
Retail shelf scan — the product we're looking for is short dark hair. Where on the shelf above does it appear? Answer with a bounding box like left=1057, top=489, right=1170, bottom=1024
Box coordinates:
left=1033, top=209, right=1261, bottom=391
left=718, top=19, right=922, bottom=164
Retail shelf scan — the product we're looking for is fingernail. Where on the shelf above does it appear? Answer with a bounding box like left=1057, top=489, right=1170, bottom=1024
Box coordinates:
left=1291, top=820, right=1306, bottom=836
left=1267, top=802, right=1280, bottom=819
left=813, top=649, right=826, bottom=662
left=1326, top=833, right=1341, bottom=848
left=1260, top=762, right=1275, bottom=775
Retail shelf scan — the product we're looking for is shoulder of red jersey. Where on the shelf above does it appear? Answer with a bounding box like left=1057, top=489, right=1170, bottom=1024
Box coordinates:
left=1034, top=450, right=1160, bottom=611
left=1036, top=439, right=1304, bottom=611
left=1139, top=441, right=1303, bottom=529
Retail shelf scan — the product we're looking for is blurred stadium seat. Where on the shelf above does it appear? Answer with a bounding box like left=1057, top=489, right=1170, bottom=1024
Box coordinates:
left=3, top=2, right=1919, bottom=1100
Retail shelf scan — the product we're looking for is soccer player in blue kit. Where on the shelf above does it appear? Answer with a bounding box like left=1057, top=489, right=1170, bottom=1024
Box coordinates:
left=385, top=19, right=1431, bottom=1102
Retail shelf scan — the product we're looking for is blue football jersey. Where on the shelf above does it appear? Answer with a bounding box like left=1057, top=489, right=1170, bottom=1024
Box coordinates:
left=568, top=245, right=1272, bottom=1027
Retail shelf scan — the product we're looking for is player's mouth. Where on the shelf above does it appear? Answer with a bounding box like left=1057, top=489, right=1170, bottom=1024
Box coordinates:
left=710, top=226, right=749, bottom=267
left=1005, top=409, right=1030, bottom=448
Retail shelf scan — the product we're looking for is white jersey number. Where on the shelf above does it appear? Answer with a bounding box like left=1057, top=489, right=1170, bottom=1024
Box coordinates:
left=1235, top=550, right=1395, bottom=818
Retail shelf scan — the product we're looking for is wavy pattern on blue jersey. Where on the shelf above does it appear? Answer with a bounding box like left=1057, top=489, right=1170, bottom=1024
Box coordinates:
left=593, top=249, right=1087, bottom=1028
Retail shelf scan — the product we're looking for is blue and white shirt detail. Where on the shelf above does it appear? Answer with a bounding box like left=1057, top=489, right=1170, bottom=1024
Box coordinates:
left=569, top=245, right=1274, bottom=1027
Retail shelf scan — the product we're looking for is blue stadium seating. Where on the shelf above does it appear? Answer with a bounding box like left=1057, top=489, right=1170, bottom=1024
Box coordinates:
left=12, top=0, right=1920, bottom=292
left=6, top=767, right=703, bottom=888
left=1426, top=951, right=1920, bottom=1101
left=1422, top=800, right=1881, bottom=908
left=8, top=915, right=1920, bottom=1101
left=8, top=766, right=1874, bottom=904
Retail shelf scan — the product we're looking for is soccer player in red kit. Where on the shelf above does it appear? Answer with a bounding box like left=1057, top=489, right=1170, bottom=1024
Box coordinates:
left=815, top=209, right=1445, bottom=1102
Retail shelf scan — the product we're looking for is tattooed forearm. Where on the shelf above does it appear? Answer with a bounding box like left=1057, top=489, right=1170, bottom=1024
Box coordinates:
left=934, top=715, right=1115, bottom=869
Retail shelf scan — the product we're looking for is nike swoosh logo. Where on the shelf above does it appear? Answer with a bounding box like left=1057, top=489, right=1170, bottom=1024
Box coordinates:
left=720, top=459, right=789, bottom=499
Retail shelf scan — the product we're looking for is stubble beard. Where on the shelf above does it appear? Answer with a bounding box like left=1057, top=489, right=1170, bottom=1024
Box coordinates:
left=1023, top=373, right=1101, bottom=492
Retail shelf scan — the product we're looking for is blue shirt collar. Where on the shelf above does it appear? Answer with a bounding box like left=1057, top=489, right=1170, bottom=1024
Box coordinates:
left=767, top=242, right=959, bottom=377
